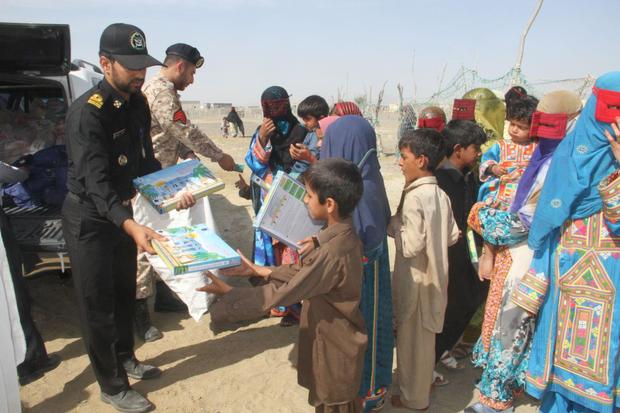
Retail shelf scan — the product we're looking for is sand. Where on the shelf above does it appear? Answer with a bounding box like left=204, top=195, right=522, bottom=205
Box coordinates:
left=18, top=112, right=539, bottom=412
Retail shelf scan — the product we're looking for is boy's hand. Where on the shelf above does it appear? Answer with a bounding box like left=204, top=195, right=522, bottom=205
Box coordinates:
left=219, top=250, right=272, bottom=279
left=175, top=192, right=196, bottom=211
left=491, top=164, right=507, bottom=177
left=604, top=117, right=620, bottom=163
left=235, top=174, right=249, bottom=191
left=289, top=143, right=313, bottom=162
left=298, top=236, right=318, bottom=256
left=196, top=272, right=232, bottom=295
left=259, top=118, right=276, bottom=143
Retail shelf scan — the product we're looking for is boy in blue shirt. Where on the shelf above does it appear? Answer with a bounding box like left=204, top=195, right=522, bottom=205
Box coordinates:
left=289, top=95, right=329, bottom=177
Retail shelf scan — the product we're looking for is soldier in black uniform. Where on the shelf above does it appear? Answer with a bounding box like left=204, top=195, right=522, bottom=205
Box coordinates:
left=63, top=23, right=165, bottom=413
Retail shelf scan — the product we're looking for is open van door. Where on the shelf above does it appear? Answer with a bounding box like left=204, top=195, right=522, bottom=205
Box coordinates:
left=0, top=23, right=70, bottom=76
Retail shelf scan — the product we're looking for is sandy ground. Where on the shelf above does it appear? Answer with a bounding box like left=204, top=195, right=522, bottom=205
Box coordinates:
left=18, top=114, right=539, bottom=412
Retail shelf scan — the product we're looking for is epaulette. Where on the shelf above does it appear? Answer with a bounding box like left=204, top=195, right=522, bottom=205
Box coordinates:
left=87, top=91, right=104, bottom=109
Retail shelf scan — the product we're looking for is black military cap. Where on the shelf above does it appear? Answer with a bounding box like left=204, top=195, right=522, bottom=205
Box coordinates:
left=99, top=23, right=163, bottom=70
left=165, top=43, right=204, bottom=68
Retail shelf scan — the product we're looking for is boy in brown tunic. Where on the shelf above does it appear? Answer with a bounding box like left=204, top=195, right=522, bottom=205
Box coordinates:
left=199, top=158, right=368, bottom=412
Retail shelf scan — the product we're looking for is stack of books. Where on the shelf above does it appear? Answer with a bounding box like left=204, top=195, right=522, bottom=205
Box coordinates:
left=134, top=160, right=224, bottom=214
left=152, top=224, right=241, bottom=275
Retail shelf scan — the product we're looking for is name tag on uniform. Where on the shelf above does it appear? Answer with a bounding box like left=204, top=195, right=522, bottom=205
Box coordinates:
left=112, top=129, right=127, bottom=140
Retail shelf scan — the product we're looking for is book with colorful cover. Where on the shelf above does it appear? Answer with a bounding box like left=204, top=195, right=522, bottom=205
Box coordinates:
left=152, top=224, right=241, bottom=275
left=254, top=171, right=324, bottom=249
left=133, top=160, right=224, bottom=214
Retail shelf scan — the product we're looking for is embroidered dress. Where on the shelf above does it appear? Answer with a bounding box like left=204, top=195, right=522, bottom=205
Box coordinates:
left=245, top=127, right=310, bottom=267
left=515, top=172, right=620, bottom=413
left=245, top=131, right=278, bottom=267
left=478, top=140, right=537, bottom=208
left=469, top=140, right=540, bottom=410
left=468, top=206, right=535, bottom=410
left=518, top=72, right=620, bottom=413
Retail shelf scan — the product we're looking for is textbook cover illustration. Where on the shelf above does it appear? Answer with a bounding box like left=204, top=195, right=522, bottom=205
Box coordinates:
left=133, top=160, right=224, bottom=214
left=254, top=171, right=324, bottom=249
left=152, top=224, right=241, bottom=275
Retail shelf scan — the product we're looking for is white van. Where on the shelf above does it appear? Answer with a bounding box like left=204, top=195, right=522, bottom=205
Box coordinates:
left=0, top=22, right=103, bottom=274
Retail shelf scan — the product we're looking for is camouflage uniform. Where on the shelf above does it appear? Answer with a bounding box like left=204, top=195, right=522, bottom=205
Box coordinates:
left=142, top=73, right=224, bottom=168
left=135, top=73, right=224, bottom=299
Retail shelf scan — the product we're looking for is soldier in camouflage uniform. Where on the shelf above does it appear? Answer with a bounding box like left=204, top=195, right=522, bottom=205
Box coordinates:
left=134, top=43, right=237, bottom=342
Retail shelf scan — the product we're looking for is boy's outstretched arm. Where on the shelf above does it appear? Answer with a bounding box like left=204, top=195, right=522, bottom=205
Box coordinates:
left=197, top=272, right=233, bottom=295
left=208, top=247, right=342, bottom=324
left=218, top=250, right=273, bottom=279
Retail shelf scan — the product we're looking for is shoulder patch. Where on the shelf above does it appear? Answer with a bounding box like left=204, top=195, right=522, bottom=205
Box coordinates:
left=173, top=109, right=187, bottom=124
left=87, top=93, right=104, bottom=109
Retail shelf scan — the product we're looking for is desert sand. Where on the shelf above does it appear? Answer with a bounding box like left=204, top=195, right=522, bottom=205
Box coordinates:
left=18, top=112, right=539, bottom=412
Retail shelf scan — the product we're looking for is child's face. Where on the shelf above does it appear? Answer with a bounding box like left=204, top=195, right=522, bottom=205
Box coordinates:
left=457, top=144, right=482, bottom=168
left=507, top=119, right=531, bottom=144
left=398, top=146, right=426, bottom=184
left=304, top=184, right=329, bottom=221
left=302, top=116, right=320, bottom=131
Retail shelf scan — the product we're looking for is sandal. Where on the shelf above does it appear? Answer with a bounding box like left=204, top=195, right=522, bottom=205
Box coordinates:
left=432, top=370, right=450, bottom=387
left=451, top=342, right=474, bottom=360
left=440, top=354, right=465, bottom=370
left=270, top=306, right=288, bottom=317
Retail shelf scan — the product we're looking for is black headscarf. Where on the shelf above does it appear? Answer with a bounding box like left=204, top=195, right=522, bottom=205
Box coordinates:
left=260, top=86, right=307, bottom=172
left=226, top=107, right=242, bottom=126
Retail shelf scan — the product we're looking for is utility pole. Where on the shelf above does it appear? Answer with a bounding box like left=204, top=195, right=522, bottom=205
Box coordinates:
left=512, top=0, right=544, bottom=85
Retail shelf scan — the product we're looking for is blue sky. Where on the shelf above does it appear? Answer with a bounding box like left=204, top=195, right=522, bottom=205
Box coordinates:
left=3, top=0, right=618, bottom=105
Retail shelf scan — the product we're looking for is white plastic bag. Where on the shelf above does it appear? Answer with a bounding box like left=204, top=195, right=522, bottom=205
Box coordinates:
left=135, top=193, right=224, bottom=321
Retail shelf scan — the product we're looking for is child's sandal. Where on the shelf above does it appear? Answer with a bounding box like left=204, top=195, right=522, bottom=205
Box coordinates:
left=432, top=371, right=450, bottom=387
left=440, top=354, right=465, bottom=370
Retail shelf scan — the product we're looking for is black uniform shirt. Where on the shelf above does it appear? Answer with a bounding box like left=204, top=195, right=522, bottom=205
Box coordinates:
left=65, top=78, right=161, bottom=227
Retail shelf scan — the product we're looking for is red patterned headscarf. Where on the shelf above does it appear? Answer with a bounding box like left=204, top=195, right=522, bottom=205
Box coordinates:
left=332, top=101, right=363, bottom=117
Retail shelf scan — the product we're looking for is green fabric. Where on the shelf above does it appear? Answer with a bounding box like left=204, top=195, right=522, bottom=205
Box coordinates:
left=463, top=88, right=506, bottom=152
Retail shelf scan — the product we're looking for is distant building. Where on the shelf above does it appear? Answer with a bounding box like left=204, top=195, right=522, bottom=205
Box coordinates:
left=206, top=103, right=232, bottom=109
left=181, top=100, right=201, bottom=110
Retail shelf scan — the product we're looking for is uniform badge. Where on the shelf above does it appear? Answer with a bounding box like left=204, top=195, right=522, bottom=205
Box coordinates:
left=87, top=93, right=104, bottom=109
left=173, top=109, right=187, bottom=124
left=113, top=99, right=122, bottom=109
left=130, top=32, right=146, bottom=50
left=118, top=154, right=128, bottom=166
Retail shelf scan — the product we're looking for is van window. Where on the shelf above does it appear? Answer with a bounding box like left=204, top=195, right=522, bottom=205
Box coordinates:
left=0, top=83, right=66, bottom=164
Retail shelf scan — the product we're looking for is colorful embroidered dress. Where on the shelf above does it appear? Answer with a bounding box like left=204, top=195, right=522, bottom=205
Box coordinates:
left=516, top=72, right=620, bottom=413
left=478, top=140, right=538, bottom=208
left=514, top=172, right=620, bottom=413
left=468, top=205, right=535, bottom=411
left=245, top=86, right=307, bottom=267
left=469, top=145, right=538, bottom=410
left=467, top=91, right=584, bottom=411
left=470, top=143, right=538, bottom=409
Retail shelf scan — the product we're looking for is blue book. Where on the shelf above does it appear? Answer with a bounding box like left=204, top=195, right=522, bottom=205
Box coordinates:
left=152, top=224, right=241, bottom=275
left=133, top=160, right=224, bottom=214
